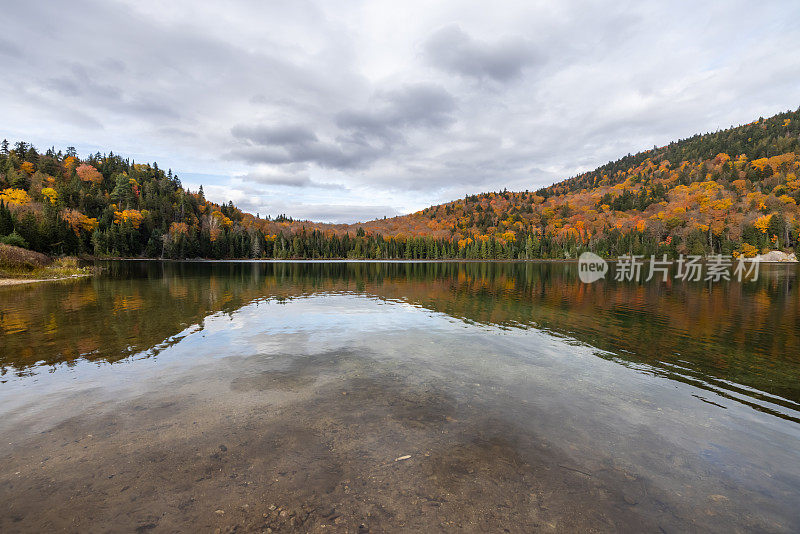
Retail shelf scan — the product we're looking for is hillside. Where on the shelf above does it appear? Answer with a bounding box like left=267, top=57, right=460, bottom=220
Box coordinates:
left=359, top=107, right=800, bottom=258
left=1, top=107, right=799, bottom=259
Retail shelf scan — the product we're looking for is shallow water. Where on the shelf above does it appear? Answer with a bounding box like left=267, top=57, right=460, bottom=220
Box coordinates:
left=1, top=261, right=799, bottom=532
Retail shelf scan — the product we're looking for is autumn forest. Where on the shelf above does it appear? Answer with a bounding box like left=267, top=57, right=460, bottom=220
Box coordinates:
left=1, top=107, right=799, bottom=260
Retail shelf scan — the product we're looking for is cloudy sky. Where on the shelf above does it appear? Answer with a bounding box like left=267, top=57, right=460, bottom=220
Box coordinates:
left=2, top=1, right=799, bottom=222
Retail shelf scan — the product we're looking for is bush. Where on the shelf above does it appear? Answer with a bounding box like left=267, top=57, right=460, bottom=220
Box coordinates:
left=0, top=231, right=29, bottom=248
left=739, top=243, right=759, bottom=258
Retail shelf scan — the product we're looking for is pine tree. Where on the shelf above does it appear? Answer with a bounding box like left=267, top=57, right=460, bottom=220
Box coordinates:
left=0, top=199, right=13, bottom=236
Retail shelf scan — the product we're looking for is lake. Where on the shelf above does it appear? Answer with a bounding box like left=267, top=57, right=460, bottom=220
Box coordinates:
left=1, top=260, right=799, bottom=532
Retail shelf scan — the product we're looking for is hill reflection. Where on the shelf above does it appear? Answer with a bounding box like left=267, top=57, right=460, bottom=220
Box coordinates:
left=1, top=260, right=798, bottom=416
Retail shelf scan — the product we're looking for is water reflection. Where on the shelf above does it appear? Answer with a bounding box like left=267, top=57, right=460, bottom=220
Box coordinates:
left=1, top=260, right=798, bottom=419
left=2, top=260, right=800, bottom=532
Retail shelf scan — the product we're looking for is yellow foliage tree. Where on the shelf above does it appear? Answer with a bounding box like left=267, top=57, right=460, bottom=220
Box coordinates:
left=113, top=209, right=144, bottom=229
left=42, top=187, right=58, bottom=205
left=211, top=210, right=232, bottom=228
left=0, top=188, right=31, bottom=206
left=500, top=230, right=516, bottom=243
left=63, top=156, right=78, bottom=173
left=753, top=214, right=773, bottom=234
left=739, top=243, right=759, bottom=257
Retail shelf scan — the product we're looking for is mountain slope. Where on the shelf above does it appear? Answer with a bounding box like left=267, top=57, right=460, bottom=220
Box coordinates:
left=355, top=107, right=800, bottom=257
left=1, top=107, right=799, bottom=259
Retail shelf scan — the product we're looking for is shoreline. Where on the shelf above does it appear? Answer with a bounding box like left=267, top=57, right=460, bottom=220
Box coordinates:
left=96, top=256, right=797, bottom=264
left=0, top=274, right=92, bottom=286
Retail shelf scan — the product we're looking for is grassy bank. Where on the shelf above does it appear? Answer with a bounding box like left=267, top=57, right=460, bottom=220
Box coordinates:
left=0, top=244, right=94, bottom=282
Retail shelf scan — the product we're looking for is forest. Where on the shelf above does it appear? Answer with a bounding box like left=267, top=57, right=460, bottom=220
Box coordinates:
left=1, top=107, right=799, bottom=260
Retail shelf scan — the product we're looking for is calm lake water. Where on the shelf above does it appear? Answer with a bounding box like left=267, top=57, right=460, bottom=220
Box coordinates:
left=1, top=260, right=799, bottom=532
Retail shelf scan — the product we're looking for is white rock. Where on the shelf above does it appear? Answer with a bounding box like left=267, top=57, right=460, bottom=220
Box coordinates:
left=752, top=250, right=798, bottom=262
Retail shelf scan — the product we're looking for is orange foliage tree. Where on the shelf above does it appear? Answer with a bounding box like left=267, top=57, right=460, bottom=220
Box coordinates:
left=62, top=209, right=99, bottom=234
left=76, top=164, right=103, bottom=184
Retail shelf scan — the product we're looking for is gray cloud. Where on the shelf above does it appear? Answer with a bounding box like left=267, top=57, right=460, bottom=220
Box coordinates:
left=44, top=63, right=179, bottom=120
left=336, top=84, right=457, bottom=139
left=45, top=64, right=121, bottom=100
left=243, top=171, right=314, bottom=187
left=423, top=25, right=538, bottom=81
left=229, top=83, right=456, bottom=170
left=231, top=124, right=318, bottom=146
left=228, top=141, right=379, bottom=170
left=239, top=168, right=345, bottom=190
left=0, top=38, right=22, bottom=58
